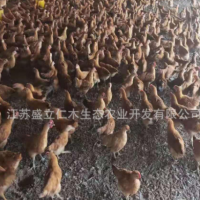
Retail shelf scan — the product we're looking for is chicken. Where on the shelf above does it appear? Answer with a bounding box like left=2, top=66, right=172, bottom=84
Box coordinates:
left=57, top=62, right=72, bottom=89
left=39, top=152, right=63, bottom=199
left=75, top=67, right=96, bottom=96
left=99, top=62, right=118, bottom=78
left=101, top=125, right=130, bottom=158
left=120, top=88, right=133, bottom=118
left=0, top=96, right=13, bottom=119
left=0, top=59, right=8, bottom=80
left=156, top=70, right=167, bottom=92
left=168, top=69, right=185, bottom=89
left=180, top=69, right=194, bottom=94
left=0, top=152, right=22, bottom=200
left=193, top=136, right=200, bottom=174
left=0, top=84, right=15, bottom=100
left=64, top=90, right=83, bottom=120
left=0, top=151, right=22, bottom=171
left=140, top=90, right=154, bottom=128
left=24, top=88, right=51, bottom=113
left=139, top=62, right=156, bottom=89
left=0, top=111, right=18, bottom=149
left=33, top=68, right=52, bottom=87
left=160, top=62, right=177, bottom=80
left=58, top=26, right=68, bottom=41
left=26, top=83, right=46, bottom=100
left=83, top=93, right=106, bottom=119
left=149, top=84, right=167, bottom=110
left=103, top=50, right=119, bottom=68
left=167, top=118, right=185, bottom=159
left=24, top=120, right=54, bottom=169
left=4, top=50, right=17, bottom=73
left=97, top=109, right=115, bottom=135
left=98, top=83, right=112, bottom=106
left=173, top=85, right=199, bottom=109
left=122, top=76, right=144, bottom=98
left=123, top=72, right=135, bottom=88
left=52, top=108, right=78, bottom=134
left=75, top=64, right=100, bottom=84
left=112, top=165, right=141, bottom=199
left=47, top=126, right=75, bottom=156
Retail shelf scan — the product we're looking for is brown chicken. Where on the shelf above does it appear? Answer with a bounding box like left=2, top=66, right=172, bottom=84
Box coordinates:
left=139, top=62, right=156, bottom=89
left=24, top=88, right=51, bottom=113
left=167, top=118, right=185, bottom=159
left=0, top=151, right=22, bottom=171
left=123, top=72, right=135, bottom=88
left=122, top=76, right=144, bottom=98
left=23, top=120, right=54, bottom=169
left=174, top=85, right=199, bottom=109
left=75, top=64, right=100, bottom=84
left=97, top=109, right=115, bottom=135
left=4, top=50, right=17, bottom=73
left=33, top=68, right=52, bottom=87
left=98, top=83, right=112, bottom=106
left=149, top=84, right=167, bottom=110
left=52, top=108, right=78, bottom=134
left=156, top=70, right=168, bottom=92
left=0, top=59, right=8, bottom=80
left=64, top=90, right=83, bottom=120
left=0, top=96, right=13, bottom=119
left=170, top=92, right=192, bottom=116
left=83, top=93, right=106, bottom=119
left=26, top=83, right=46, bottom=100
left=180, top=69, right=194, bottom=94
left=168, top=68, right=185, bottom=89
left=101, top=125, right=130, bottom=158
left=140, top=90, right=154, bottom=128
left=0, top=152, right=22, bottom=200
left=39, top=152, right=63, bottom=199
left=112, top=165, right=141, bottom=199
left=120, top=88, right=133, bottom=118
left=48, top=126, right=75, bottom=156
left=193, top=136, right=200, bottom=173
left=0, top=111, right=18, bottom=149
left=75, top=67, right=96, bottom=96
left=174, top=116, right=200, bottom=145
left=0, top=84, right=15, bottom=100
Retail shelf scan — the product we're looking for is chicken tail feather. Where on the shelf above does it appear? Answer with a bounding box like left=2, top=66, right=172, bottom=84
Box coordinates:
left=75, top=78, right=82, bottom=88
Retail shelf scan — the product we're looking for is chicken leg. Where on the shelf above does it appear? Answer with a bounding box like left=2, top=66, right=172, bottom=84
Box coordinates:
left=61, top=151, right=71, bottom=154
left=56, top=193, right=64, bottom=200
left=32, top=156, right=36, bottom=170
left=197, top=162, right=200, bottom=175
left=0, top=193, right=7, bottom=200
left=124, top=196, right=130, bottom=200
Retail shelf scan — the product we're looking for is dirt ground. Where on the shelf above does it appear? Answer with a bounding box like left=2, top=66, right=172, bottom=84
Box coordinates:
left=3, top=0, right=200, bottom=199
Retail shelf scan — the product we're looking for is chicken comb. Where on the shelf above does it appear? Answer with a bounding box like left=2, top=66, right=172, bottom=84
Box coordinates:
left=45, top=150, right=50, bottom=155
left=49, top=119, right=54, bottom=124
left=138, top=172, right=141, bottom=179
left=49, top=120, right=55, bottom=128
left=15, top=111, right=19, bottom=117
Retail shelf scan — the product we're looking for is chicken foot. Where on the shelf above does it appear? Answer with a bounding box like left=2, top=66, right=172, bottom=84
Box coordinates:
left=39, top=154, right=45, bottom=161
left=113, top=152, right=121, bottom=159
